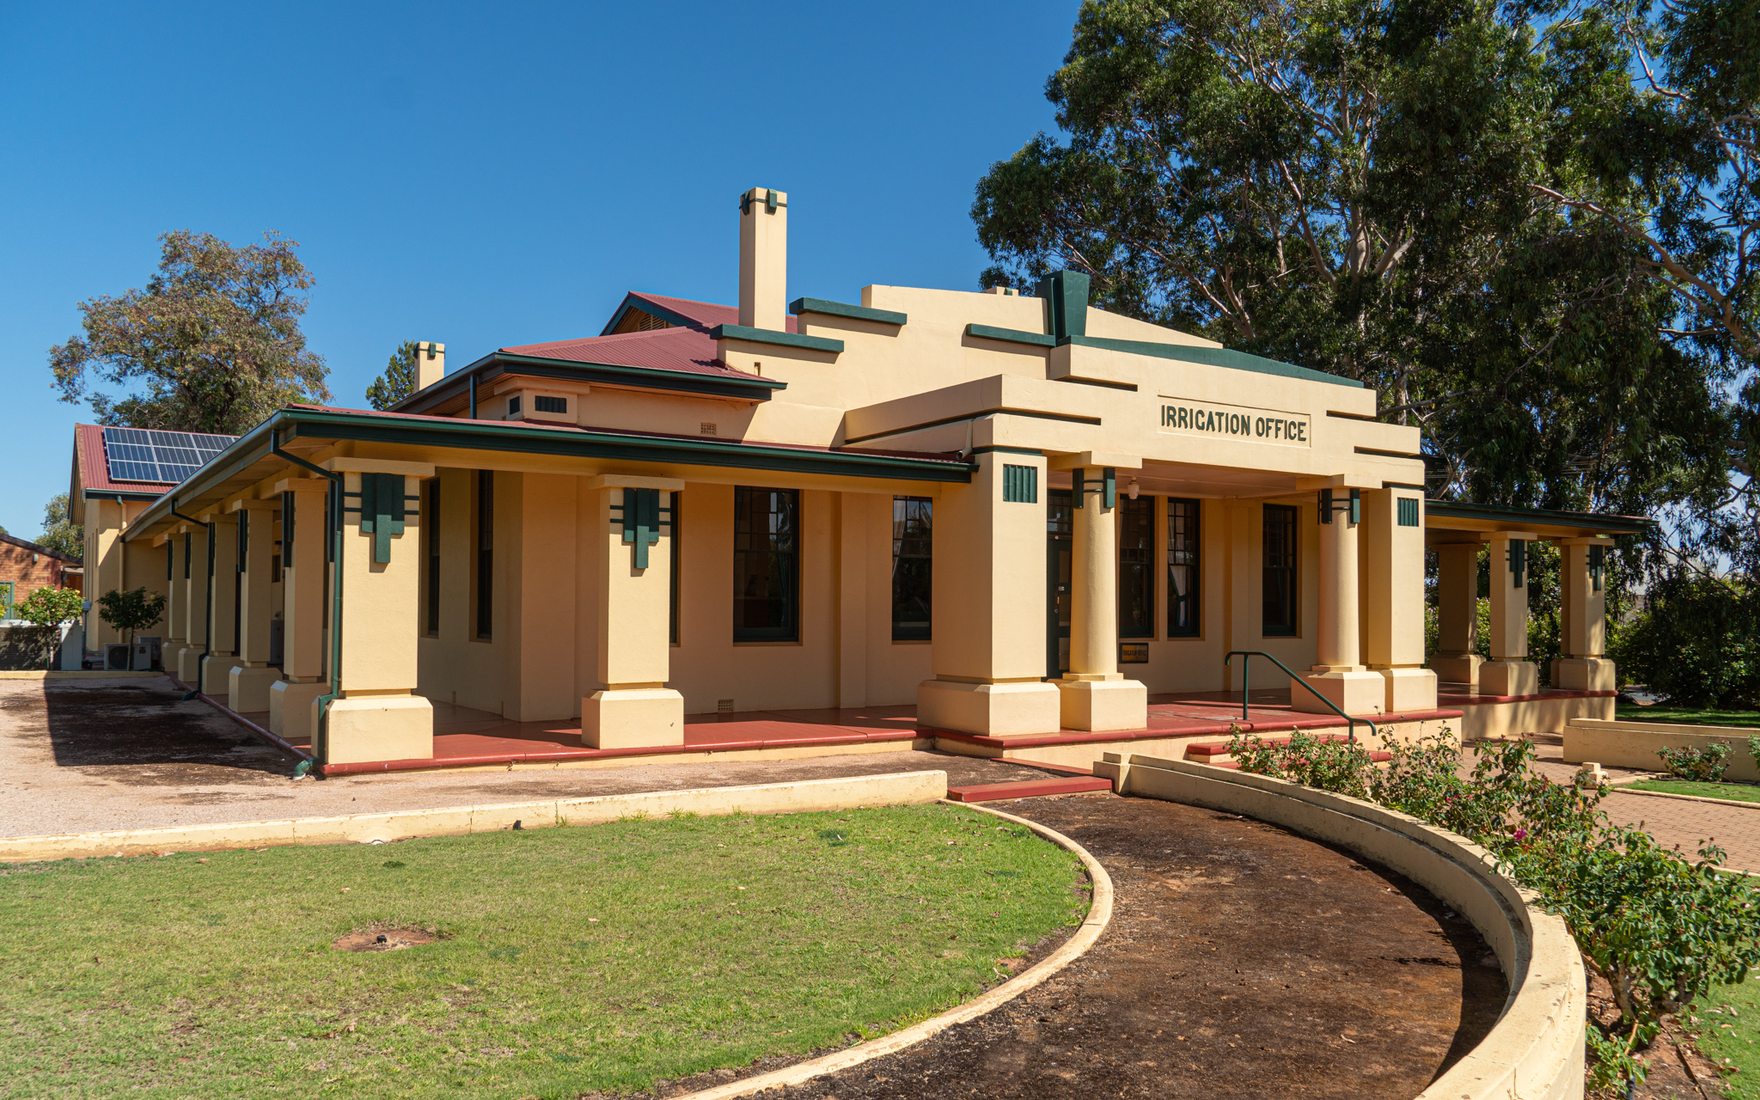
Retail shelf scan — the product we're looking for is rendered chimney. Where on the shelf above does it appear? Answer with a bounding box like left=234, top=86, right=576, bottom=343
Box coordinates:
left=416, top=341, right=445, bottom=391
left=738, top=187, right=787, bottom=330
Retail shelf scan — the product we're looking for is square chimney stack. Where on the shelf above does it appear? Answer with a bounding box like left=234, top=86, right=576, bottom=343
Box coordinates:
left=416, top=341, right=445, bottom=391
left=738, top=187, right=787, bottom=331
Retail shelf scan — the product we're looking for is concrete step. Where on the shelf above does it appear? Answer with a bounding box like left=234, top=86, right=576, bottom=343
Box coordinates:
left=946, top=776, right=1114, bottom=803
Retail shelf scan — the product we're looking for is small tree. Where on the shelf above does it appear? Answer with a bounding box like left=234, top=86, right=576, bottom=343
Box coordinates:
left=36, top=493, right=82, bottom=560
left=11, top=586, right=85, bottom=669
left=365, top=340, right=423, bottom=411
left=98, top=587, right=166, bottom=651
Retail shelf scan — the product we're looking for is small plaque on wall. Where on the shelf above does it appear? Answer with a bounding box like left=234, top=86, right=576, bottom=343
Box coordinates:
left=1119, top=642, right=1149, bottom=664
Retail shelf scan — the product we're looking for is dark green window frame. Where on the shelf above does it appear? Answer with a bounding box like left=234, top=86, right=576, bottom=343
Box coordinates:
left=891, top=496, right=932, bottom=641
left=0, top=581, right=13, bottom=619
left=474, top=470, right=494, bottom=641
left=1118, top=495, right=1154, bottom=639
left=423, top=477, right=441, bottom=637
left=732, top=487, right=799, bottom=643
left=1262, top=504, right=1299, bottom=637
left=669, top=492, right=682, bottom=645
left=1166, top=498, right=1201, bottom=637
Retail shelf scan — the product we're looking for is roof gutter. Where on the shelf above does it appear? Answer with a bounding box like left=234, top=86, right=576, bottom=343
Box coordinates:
left=271, top=427, right=343, bottom=771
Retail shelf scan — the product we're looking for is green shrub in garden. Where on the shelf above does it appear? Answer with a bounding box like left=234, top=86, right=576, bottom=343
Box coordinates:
left=1225, top=727, right=1760, bottom=1092
left=1656, top=742, right=1732, bottom=782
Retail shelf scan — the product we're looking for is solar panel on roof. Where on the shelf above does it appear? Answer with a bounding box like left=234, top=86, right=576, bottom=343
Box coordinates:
left=101, top=426, right=235, bottom=484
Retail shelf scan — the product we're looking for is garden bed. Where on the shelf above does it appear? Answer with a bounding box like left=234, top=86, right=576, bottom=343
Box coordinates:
left=0, top=804, right=1087, bottom=1097
left=1627, top=778, right=1760, bottom=806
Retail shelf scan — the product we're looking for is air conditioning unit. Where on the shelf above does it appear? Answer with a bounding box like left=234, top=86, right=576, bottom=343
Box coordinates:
left=105, top=644, right=131, bottom=671
left=133, top=636, right=162, bottom=671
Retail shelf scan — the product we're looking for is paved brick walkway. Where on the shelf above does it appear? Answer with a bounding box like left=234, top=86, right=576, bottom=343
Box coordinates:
left=1467, top=735, right=1760, bottom=872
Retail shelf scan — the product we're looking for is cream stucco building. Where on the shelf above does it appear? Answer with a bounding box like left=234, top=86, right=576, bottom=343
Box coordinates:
left=70, top=188, right=1644, bottom=775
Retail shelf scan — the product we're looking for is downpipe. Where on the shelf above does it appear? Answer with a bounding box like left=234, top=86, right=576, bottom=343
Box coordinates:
left=270, top=428, right=343, bottom=773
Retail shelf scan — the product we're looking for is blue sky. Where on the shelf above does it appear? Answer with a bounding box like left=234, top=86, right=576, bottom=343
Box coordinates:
left=0, top=1, right=1076, bottom=538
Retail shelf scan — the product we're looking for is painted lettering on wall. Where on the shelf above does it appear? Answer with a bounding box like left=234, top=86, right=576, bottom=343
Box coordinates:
left=1157, top=398, right=1312, bottom=447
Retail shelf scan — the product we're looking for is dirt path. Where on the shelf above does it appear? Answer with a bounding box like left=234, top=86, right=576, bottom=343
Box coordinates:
left=0, top=676, right=1046, bottom=838
left=755, top=793, right=1505, bottom=1100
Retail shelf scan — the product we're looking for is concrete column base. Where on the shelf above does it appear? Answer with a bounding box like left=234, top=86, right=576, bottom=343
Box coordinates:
left=1480, top=660, right=1539, bottom=697
left=1430, top=652, right=1483, bottom=687
left=1552, top=657, right=1616, bottom=693
left=916, top=679, right=1061, bottom=737
left=269, top=679, right=329, bottom=742
left=228, top=663, right=282, bottom=712
left=175, top=646, right=205, bottom=686
left=1056, top=677, right=1149, bottom=732
left=1378, top=667, right=1439, bottom=713
left=162, top=643, right=189, bottom=680
left=321, top=694, right=434, bottom=765
left=1294, top=669, right=1387, bottom=716
left=200, top=654, right=242, bottom=696
left=583, top=687, right=684, bottom=749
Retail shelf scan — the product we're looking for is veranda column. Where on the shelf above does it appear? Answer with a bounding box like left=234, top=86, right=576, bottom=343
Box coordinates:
left=269, top=480, right=331, bottom=742
left=1359, top=490, right=1438, bottom=712
left=161, top=529, right=188, bottom=677
left=318, top=465, right=434, bottom=765
left=581, top=475, right=684, bottom=749
left=1297, top=489, right=1385, bottom=714
left=1430, top=541, right=1484, bottom=687
left=228, top=499, right=281, bottom=712
left=1481, top=532, right=1539, bottom=696
left=1058, top=465, right=1147, bottom=731
left=917, top=452, right=1061, bottom=736
left=1553, top=537, right=1616, bottom=691
left=201, top=514, right=241, bottom=695
left=174, top=524, right=211, bottom=684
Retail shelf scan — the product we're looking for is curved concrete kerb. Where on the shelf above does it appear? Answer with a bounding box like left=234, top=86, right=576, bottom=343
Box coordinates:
left=1097, top=753, right=1587, bottom=1100
left=673, top=799, right=1115, bottom=1100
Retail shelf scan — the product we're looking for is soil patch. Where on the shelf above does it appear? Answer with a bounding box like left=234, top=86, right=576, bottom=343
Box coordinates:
left=330, top=923, right=443, bottom=953
left=718, top=793, right=1506, bottom=1100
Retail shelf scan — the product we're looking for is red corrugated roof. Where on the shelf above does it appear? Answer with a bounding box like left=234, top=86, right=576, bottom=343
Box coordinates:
left=72, top=423, right=170, bottom=495
left=622, top=291, right=798, bottom=334
left=503, top=324, right=754, bottom=380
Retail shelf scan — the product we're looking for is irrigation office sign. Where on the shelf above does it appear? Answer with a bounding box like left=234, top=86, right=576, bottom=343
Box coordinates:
left=1158, top=398, right=1311, bottom=447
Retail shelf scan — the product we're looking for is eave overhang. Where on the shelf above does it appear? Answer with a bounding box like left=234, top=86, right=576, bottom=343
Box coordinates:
left=1425, top=500, right=1654, bottom=539
left=392, top=350, right=786, bottom=417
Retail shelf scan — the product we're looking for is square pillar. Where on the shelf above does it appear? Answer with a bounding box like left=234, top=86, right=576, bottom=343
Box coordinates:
left=318, top=466, right=435, bottom=765
left=228, top=500, right=282, bottom=712
left=1298, top=489, right=1385, bottom=715
left=270, top=482, right=332, bottom=743
left=916, top=452, right=1061, bottom=736
left=1360, top=491, right=1437, bottom=712
left=201, top=514, right=242, bottom=695
left=1553, top=538, right=1616, bottom=691
left=1430, top=541, right=1484, bottom=687
left=1481, top=532, right=1539, bottom=696
left=162, top=530, right=189, bottom=678
left=581, top=476, right=684, bottom=749
left=174, top=525, right=211, bottom=684
left=1057, top=465, right=1147, bottom=731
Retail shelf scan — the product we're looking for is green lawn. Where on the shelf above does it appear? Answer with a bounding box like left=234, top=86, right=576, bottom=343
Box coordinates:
left=1617, top=704, right=1760, bottom=728
left=1698, top=973, right=1760, bottom=1099
left=1627, top=779, right=1760, bottom=805
left=0, top=804, right=1086, bottom=1098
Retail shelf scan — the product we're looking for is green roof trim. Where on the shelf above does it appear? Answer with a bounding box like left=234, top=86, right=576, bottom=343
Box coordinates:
left=1066, top=336, right=1363, bottom=389
left=789, top=297, right=907, bottom=327
left=598, top=292, right=707, bottom=336
left=964, top=323, right=1057, bottom=348
left=710, top=324, right=844, bottom=354
left=1425, top=500, right=1654, bottom=536
left=488, top=353, right=785, bottom=399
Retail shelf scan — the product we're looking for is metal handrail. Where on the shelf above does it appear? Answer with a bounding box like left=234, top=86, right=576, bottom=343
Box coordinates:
left=1223, top=650, right=1378, bottom=744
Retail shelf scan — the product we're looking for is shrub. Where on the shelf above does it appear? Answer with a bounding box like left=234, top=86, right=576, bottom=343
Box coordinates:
left=97, top=587, right=165, bottom=648
left=1610, top=573, right=1760, bottom=708
left=1656, top=742, right=1732, bottom=782
left=1225, top=728, right=1376, bottom=800
left=10, top=586, right=84, bottom=669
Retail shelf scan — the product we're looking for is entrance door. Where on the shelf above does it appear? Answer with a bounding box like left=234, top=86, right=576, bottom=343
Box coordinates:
left=1046, top=490, right=1072, bottom=679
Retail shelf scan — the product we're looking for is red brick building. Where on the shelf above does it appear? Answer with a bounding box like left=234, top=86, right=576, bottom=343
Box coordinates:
left=0, top=532, right=81, bottom=618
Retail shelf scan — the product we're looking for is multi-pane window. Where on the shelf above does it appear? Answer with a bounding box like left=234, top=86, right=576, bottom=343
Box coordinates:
left=1117, top=495, right=1154, bottom=638
left=535, top=395, right=567, bottom=414
left=1166, top=498, right=1201, bottom=637
left=423, top=477, right=441, bottom=636
left=891, top=497, right=932, bottom=641
left=474, top=471, right=494, bottom=640
left=1262, top=504, right=1299, bottom=636
left=733, top=487, right=799, bottom=642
